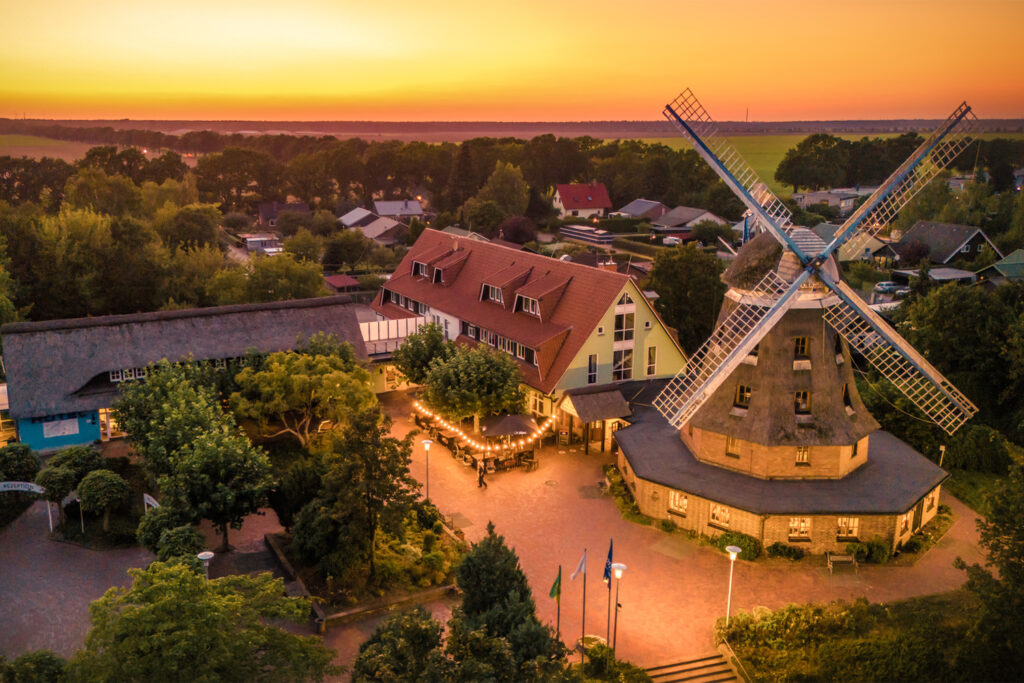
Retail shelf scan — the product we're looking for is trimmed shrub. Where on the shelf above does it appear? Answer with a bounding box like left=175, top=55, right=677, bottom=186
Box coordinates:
left=48, top=446, right=104, bottom=484
left=659, top=518, right=677, bottom=533
left=136, top=506, right=189, bottom=554
left=0, top=443, right=41, bottom=482
left=767, top=542, right=805, bottom=560
left=901, top=537, right=923, bottom=554
left=4, top=649, right=67, bottom=682
left=716, top=531, right=761, bottom=560
left=156, top=525, right=205, bottom=562
left=846, top=537, right=891, bottom=564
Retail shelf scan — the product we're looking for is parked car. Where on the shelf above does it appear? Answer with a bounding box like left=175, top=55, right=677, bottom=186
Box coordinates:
left=893, top=287, right=911, bottom=298
left=874, top=281, right=899, bottom=294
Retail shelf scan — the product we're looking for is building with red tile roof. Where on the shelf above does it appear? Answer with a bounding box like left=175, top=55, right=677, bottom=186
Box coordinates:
left=372, top=229, right=686, bottom=451
left=553, top=183, right=612, bottom=219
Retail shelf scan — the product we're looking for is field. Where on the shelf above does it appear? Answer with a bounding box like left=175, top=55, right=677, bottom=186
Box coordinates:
left=0, top=134, right=99, bottom=162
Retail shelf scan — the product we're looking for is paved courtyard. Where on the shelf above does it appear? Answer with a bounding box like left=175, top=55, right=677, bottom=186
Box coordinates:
left=384, top=391, right=986, bottom=667
left=0, top=501, right=154, bottom=658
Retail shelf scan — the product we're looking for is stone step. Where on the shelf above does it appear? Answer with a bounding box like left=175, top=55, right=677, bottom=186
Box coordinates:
left=645, top=653, right=737, bottom=683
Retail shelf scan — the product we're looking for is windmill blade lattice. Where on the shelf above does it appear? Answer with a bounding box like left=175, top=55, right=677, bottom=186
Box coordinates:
left=821, top=282, right=978, bottom=434
left=829, top=102, right=977, bottom=255
left=654, top=269, right=805, bottom=428
left=664, top=90, right=793, bottom=240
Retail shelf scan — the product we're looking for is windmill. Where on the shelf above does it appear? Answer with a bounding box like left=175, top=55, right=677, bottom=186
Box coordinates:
left=652, top=89, right=978, bottom=436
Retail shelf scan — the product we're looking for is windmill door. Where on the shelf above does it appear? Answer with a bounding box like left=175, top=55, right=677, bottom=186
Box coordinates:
left=912, top=498, right=925, bottom=533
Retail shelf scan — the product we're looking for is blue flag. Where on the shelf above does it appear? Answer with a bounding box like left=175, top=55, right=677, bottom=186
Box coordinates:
left=603, top=539, right=613, bottom=585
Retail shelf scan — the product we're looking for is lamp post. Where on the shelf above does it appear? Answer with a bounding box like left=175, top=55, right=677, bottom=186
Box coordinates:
left=725, top=545, right=742, bottom=626
left=197, top=551, right=215, bottom=579
left=611, top=562, right=627, bottom=653
left=421, top=439, right=433, bottom=502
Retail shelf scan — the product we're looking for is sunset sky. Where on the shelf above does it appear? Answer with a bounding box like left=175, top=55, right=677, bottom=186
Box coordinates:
left=2, top=0, right=1022, bottom=121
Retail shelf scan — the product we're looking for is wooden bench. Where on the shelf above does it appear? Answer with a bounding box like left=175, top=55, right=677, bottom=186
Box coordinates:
left=826, top=551, right=858, bottom=574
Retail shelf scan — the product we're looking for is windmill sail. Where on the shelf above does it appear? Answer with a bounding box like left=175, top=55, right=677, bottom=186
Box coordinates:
left=664, top=89, right=793, bottom=244
left=820, top=278, right=977, bottom=434
left=654, top=270, right=808, bottom=428
left=825, top=102, right=977, bottom=260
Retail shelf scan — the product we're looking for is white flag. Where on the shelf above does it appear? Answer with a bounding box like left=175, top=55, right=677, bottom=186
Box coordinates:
left=570, top=549, right=586, bottom=580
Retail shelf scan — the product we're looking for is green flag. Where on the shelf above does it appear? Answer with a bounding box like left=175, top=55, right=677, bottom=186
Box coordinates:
left=549, top=565, right=561, bottom=601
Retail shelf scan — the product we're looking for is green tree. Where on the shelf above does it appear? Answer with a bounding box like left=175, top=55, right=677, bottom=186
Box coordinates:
left=323, top=229, right=373, bottom=271
left=0, top=443, right=41, bottom=483
left=158, top=428, right=274, bottom=552
left=774, top=134, right=850, bottom=191
left=352, top=606, right=445, bottom=682
left=231, top=349, right=376, bottom=447
left=391, top=323, right=454, bottom=385
left=140, top=176, right=199, bottom=217
left=77, top=469, right=130, bottom=533
left=649, top=244, right=726, bottom=353
left=152, top=203, right=221, bottom=250
left=422, top=345, right=524, bottom=433
left=461, top=198, right=506, bottom=236
left=47, top=446, right=103, bottom=485
left=64, top=167, right=142, bottom=216
left=67, top=562, right=337, bottom=682
left=475, top=161, right=530, bottom=217
left=302, top=409, right=419, bottom=579
left=273, top=210, right=312, bottom=237
left=3, top=650, right=67, bottom=683
left=283, top=228, right=322, bottom=263
left=245, top=253, right=327, bottom=302
left=955, top=460, right=1024, bottom=678
left=690, top=219, right=734, bottom=247
left=34, top=466, right=77, bottom=525
left=164, top=244, right=229, bottom=308
left=407, top=217, right=426, bottom=245
left=136, top=505, right=191, bottom=554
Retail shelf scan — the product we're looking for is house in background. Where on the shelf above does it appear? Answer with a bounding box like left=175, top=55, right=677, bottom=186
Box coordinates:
left=257, top=201, right=310, bottom=227
left=358, top=216, right=409, bottom=246
left=564, top=251, right=650, bottom=281
left=324, top=273, right=362, bottom=293
left=614, top=198, right=671, bottom=221
left=339, top=207, right=379, bottom=229
left=374, top=199, right=424, bottom=222
left=559, top=224, right=615, bottom=247
left=978, top=248, right=1024, bottom=286
left=371, top=229, right=685, bottom=452
left=1, top=297, right=366, bottom=452
left=650, top=206, right=728, bottom=240
left=873, top=220, right=1002, bottom=266
left=441, top=226, right=491, bottom=242
left=1014, top=168, right=1024, bottom=191
left=553, top=183, right=612, bottom=219
left=238, top=232, right=283, bottom=255
left=791, top=190, right=859, bottom=216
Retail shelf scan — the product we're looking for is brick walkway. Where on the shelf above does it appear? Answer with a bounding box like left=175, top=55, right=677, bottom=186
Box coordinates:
left=384, top=391, right=986, bottom=667
left=0, top=501, right=154, bottom=658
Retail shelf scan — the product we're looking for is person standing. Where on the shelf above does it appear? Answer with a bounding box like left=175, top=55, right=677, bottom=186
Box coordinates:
left=477, top=460, right=488, bottom=489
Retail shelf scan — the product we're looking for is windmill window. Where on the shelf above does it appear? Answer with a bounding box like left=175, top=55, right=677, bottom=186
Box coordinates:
left=851, top=440, right=859, bottom=458
left=725, top=436, right=741, bottom=459
left=794, top=336, right=809, bottom=359
left=837, top=517, right=860, bottom=541
left=794, top=391, right=811, bottom=414
left=788, top=517, right=811, bottom=541
left=614, top=313, right=634, bottom=341
left=710, top=504, right=731, bottom=529
left=842, top=384, right=854, bottom=412
left=734, top=384, right=752, bottom=408
left=668, top=491, right=688, bottom=517
left=796, top=446, right=810, bottom=465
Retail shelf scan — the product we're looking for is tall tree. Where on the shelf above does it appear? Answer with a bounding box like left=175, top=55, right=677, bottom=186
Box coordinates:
left=474, top=161, right=530, bottom=217
left=774, top=134, right=850, bottom=191
left=78, top=469, right=131, bottom=533
left=422, top=345, right=524, bottom=433
left=67, top=562, right=338, bottom=682
left=231, top=348, right=375, bottom=447
left=649, top=244, right=726, bottom=353
left=244, top=254, right=327, bottom=302
left=391, top=323, right=454, bottom=385
left=158, top=426, right=274, bottom=552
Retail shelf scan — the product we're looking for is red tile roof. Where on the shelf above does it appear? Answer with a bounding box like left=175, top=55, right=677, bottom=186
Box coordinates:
left=556, top=183, right=612, bottom=210
left=323, top=274, right=360, bottom=290
left=372, top=229, right=630, bottom=394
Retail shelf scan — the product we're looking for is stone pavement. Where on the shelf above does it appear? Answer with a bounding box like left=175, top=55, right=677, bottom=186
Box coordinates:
left=0, top=501, right=154, bottom=658
left=384, top=391, right=986, bottom=668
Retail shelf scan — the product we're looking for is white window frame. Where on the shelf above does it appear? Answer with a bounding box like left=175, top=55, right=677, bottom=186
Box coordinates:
left=789, top=517, right=811, bottom=540
left=796, top=446, right=810, bottom=464
left=108, top=369, right=123, bottom=383
left=587, top=354, right=598, bottom=384
left=413, top=261, right=428, bottom=277
left=612, top=349, right=633, bottom=381
left=837, top=517, right=860, bottom=540
left=646, top=346, right=656, bottom=376
left=710, top=504, right=731, bottom=528
left=614, top=312, right=635, bottom=342
left=668, top=491, right=688, bottom=516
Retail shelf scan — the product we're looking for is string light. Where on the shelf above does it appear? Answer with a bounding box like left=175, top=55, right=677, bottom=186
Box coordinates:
left=412, top=400, right=556, bottom=454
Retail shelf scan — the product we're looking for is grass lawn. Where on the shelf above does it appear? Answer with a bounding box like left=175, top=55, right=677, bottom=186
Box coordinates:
left=721, top=590, right=979, bottom=682
left=641, top=132, right=1024, bottom=197
left=944, top=468, right=1005, bottom=515
left=0, top=134, right=98, bottom=162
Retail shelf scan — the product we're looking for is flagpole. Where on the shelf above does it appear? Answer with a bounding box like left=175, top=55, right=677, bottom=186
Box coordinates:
left=556, top=564, right=561, bottom=642
left=581, top=550, right=587, bottom=661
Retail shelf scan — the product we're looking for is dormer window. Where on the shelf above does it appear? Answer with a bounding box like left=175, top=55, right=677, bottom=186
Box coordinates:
left=432, top=269, right=442, bottom=284
left=481, top=284, right=503, bottom=304
left=519, top=296, right=539, bottom=316
left=413, top=261, right=428, bottom=277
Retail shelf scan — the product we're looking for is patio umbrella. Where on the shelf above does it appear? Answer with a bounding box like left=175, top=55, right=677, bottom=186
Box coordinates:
left=480, top=414, right=539, bottom=437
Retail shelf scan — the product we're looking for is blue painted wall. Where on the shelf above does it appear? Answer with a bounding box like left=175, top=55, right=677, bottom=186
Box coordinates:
left=17, top=412, right=101, bottom=451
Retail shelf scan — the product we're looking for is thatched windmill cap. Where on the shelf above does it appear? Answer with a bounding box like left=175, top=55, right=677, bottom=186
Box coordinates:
left=722, top=230, right=838, bottom=290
